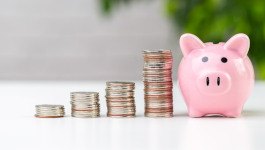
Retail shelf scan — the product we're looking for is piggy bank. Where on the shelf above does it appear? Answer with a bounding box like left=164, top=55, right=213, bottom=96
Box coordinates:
left=178, top=33, right=254, bottom=117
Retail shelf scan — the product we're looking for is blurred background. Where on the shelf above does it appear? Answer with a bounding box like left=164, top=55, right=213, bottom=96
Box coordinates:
left=0, top=0, right=264, bottom=80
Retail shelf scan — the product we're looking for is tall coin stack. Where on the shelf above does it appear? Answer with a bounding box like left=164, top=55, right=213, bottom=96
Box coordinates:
left=143, top=50, right=173, bottom=117
left=105, top=81, right=136, bottom=117
left=70, top=92, right=100, bottom=118
left=35, top=104, right=65, bottom=118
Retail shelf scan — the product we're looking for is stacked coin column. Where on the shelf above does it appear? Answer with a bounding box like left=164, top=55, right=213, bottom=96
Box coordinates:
left=70, top=92, right=100, bottom=118
left=35, top=104, right=65, bottom=118
left=105, top=81, right=136, bottom=117
left=143, top=50, right=173, bottom=117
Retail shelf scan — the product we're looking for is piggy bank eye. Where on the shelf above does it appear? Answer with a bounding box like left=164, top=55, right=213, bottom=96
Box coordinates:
left=221, top=57, right=228, bottom=63
left=202, top=56, right=208, bottom=62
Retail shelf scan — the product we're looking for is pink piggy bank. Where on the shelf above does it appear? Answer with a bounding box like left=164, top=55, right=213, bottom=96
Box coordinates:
left=178, top=33, right=254, bottom=117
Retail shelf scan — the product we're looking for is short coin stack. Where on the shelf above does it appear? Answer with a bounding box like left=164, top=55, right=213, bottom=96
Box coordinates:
left=70, top=92, right=100, bottom=118
left=143, top=50, right=173, bottom=117
left=105, top=81, right=136, bottom=117
left=35, top=104, right=65, bottom=118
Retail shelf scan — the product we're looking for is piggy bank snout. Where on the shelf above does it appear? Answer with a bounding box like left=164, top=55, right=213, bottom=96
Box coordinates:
left=196, top=71, right=231, bottom=95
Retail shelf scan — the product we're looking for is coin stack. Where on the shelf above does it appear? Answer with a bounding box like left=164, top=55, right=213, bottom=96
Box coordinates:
left=35, top=104, right=65, bottom=118
left=70, top=92, right=100, bottom=118
left=143, top=50, right=173, bottom=117
left=105, top=81, right=136, bottom=117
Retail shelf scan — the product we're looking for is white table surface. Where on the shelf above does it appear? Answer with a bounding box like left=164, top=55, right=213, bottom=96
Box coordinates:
left=0, top=80, right=264, bottom=150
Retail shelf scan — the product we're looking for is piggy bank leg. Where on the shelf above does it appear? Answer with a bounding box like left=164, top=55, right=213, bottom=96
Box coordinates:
left=188, top=109, right=205, bottom=118
left=222, top=108, right=242, bottom=118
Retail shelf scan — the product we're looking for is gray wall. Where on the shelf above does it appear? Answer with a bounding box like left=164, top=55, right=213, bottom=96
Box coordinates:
left=0, top=0, right=181, bottom=80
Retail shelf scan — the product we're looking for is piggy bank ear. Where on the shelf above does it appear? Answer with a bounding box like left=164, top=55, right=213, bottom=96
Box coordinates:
left=224, top=33, right=250, bottom=58
left=179, top=33, right=205, bottom=57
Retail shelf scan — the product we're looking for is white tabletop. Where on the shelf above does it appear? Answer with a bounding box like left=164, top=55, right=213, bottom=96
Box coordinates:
left=0, top=81, right=264, bottom=150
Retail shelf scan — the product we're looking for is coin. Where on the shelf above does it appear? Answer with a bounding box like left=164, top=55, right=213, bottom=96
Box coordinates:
left=70, top=92, right=100, bottom=118
left=143, top=50, right=173, bottom=117
left=105, top=81, right=136, bottom=117
left=35, top=104, right=65, bottom=118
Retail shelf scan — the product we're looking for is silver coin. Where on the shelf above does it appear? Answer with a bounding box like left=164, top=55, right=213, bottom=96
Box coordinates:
left=145, top=112, right=173, bottom=117
left=142, top=49, right=172, bottom=54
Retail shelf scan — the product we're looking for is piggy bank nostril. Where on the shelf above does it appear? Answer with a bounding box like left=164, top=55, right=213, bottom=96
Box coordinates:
left=206, top=77, right=210, bottom=86
left=217, top=77, right=220, bottom=86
